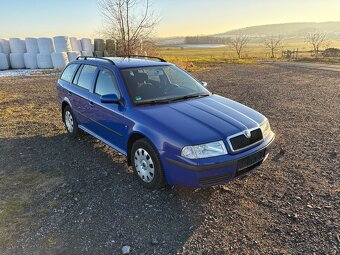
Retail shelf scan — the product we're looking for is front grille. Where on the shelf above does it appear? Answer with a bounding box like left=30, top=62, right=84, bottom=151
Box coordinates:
left=199, top=173, right=232, bottom=185
left=235, top=149, right=265, bottom=177
left=229, top=128, right=263, bottom=151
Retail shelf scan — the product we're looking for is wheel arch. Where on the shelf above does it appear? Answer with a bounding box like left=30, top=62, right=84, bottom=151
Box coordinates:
left=126, top=131, right=162, bottom=166
left=61, top=98, right=72, bottom=122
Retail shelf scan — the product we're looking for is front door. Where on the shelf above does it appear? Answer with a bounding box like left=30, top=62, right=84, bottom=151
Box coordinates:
left=87, top=67, right=128, bottom=154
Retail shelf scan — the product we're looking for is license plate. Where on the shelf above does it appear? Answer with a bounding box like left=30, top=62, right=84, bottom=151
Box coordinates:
left=237, top=149, right=265, bottom=171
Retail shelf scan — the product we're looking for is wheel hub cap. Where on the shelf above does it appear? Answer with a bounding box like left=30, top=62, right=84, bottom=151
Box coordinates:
left=134, top=148, right=154, bottom=183
left=65, top=111, right=74, bottom=133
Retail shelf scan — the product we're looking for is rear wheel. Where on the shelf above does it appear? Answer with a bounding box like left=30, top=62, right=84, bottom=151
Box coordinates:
left=63, top=106, right=79, bottom=138
left=131, top=138, right=167, bottom=189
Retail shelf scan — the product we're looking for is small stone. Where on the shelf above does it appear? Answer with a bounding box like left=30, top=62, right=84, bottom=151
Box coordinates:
left=122, top=245, right=130, bottom=254
left=221, top=185, right=231, bottom=192
left=295, top=196, right=302, bottom=201
left=79, top=188, right=86, bottom=194
left=151, top=237, right=159, bottom=245
left=307, top=204, right=313, bottom=208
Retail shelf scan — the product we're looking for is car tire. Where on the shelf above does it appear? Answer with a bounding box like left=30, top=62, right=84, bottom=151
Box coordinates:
left=131, top=138, right=167, bottom=190
left=63, top=105, right=79, bottom=138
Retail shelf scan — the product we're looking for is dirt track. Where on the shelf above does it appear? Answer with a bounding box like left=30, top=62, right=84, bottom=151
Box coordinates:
left=0, top=63, right=339, bottom=254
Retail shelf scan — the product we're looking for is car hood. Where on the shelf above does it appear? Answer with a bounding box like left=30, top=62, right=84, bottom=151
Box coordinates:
left=133, top=95, right=266, bottom=146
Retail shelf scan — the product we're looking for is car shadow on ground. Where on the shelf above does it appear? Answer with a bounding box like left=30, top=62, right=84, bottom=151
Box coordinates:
left=0, top=134, right=217, bottom=254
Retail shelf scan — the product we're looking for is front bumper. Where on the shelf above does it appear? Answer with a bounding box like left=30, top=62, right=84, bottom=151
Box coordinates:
left=161, top=132, right=275, bottom=187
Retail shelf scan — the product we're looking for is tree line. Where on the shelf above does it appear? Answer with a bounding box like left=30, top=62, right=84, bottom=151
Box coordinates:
left=184, top=36, right=230, bottom=44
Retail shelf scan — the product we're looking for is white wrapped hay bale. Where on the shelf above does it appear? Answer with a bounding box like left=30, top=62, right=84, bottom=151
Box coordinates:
left=81, top=50, right=93, bottom=57
left=37, top=38, right=55, bottom=54
left=67, top=51, right=80, bottom=62
left=9, top=38, right=26, bottom=53
left=94, top=39, right=105, bottom=52
left=70, top=37, right=82, bottom=52
left=51, top=52, right=69, bottom=69
left=81, top=38, right=93, bottom=53
left=0, top=39, right=10, bottom=54
left=10, top=53, right=25, bottom=69
left=0, top=53, right=9, bottom=70
left=24, top=53, right=38, bottom=69
left=25, top=38, right=39, bottom=53
left=53, top=36, right=71, bottom=52
left=37, top=53, right=53, bottom=69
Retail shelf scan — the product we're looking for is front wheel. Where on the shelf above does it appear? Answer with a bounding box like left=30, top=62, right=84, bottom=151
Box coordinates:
left=131, top=139, right=167, bottom=189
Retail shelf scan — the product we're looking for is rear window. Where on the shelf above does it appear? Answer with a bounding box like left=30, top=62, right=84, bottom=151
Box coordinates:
left=76, top=65, right=97, bottom=90
left=60, top=64, right=78, bottom=83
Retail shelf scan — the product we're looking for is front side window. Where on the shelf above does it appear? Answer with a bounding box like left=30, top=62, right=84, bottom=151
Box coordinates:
left=60, top=64, right=78, bottom=83
left=95, top=69, right=120, bottom=97
left=76, top=65, right=97, bottom=90
left=120, top=65, right=210, bottom=104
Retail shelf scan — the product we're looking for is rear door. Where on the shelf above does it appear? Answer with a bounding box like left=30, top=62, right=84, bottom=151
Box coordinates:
left=68, top=64, right=98, bottom=127
left=87, top=67, right=128, bottom=153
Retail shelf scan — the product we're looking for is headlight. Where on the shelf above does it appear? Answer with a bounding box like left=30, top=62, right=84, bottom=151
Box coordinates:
left=181, top=140, right=228, bottom=159
left=260, top=120, right=271, bottom=138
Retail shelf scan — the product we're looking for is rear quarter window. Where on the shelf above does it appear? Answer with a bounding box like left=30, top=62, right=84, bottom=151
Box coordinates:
left=60, top=64, right=79, bottom=83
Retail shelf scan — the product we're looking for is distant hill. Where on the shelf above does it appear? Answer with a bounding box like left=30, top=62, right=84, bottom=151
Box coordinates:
left=215, top=22, right=340, bottom=38
left=155, top=22, right=340, bottom=46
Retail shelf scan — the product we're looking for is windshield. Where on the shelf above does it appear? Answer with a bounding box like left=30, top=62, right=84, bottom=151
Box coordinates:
left=120, top=65, right=210, bottom=104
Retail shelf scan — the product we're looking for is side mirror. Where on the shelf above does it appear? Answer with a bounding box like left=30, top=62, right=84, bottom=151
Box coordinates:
left=100, top=94, right=120, bottom=104
left=201, top=81, right=208, bottom=87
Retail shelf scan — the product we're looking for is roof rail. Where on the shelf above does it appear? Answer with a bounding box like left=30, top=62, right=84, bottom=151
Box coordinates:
left=118, top=55, right=167, bottom=62
left=76, top=56, right=116, bottom=65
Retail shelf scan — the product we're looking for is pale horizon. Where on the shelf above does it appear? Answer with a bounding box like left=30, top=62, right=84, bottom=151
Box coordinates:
left=0, top=0, right=339, bottom=39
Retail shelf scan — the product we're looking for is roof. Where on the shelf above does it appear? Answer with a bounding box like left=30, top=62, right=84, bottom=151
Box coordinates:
left=75, top=57, right=171, bottom=69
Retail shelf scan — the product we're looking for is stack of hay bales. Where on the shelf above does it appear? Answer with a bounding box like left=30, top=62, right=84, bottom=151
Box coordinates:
left=0, top=36, right=112, bottom=71
left=94, top=39, right=105, bottom=57
left=52, top=36, right=70, bottom=69
left=0, top=39, right=10, bottom=70
left=37, top=38, right=54, bottom=69
left=24, top=38, right=39, bottom=69
left=9, top=38, right=26, bottom=69
left=106, top=39, right=117, bottom=57
left=69, top=37, right=82, bottom=61
left=81, top=38, right=94, bottom=56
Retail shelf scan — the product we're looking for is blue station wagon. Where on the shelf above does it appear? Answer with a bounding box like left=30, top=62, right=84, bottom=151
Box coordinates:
left=57, top=56, right=275, bottom=189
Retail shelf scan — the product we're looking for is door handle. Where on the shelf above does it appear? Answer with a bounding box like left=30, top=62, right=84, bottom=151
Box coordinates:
left=89, top=101, right=94, bottom=106
left=67, top=90, right=72, bottom=95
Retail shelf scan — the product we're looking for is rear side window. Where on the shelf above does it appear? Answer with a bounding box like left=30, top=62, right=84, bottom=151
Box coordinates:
left=60, top=64, right=78, bottom=83
left=95, top=69, right=120, bottom=97
left=76, top=65, right=97, bottom=90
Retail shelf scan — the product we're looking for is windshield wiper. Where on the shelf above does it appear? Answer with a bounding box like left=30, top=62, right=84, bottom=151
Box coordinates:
left=135, top=93, right=210, bottom=106
left=135, top=99, right=172, bottom=105
left=168, top=93, right=210, bottom=102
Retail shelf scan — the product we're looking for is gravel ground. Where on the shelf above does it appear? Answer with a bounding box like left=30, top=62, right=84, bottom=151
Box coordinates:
left=0, top=63, right=339, bottom=254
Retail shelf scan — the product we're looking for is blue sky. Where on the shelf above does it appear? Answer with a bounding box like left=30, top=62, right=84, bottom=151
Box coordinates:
left=0, top=0, right=340, bottom=38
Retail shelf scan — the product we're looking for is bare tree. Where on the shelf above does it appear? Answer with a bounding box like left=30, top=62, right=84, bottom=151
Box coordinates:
left=305, top=32, right=327, bottom=57
left=99, top=0, right=159, bottom=55
left=263, top=36, right=285, bottom=58
left=228, top=34, right=250, bottom=59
